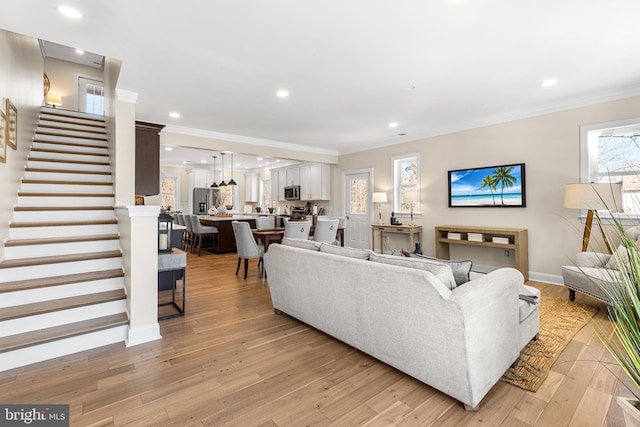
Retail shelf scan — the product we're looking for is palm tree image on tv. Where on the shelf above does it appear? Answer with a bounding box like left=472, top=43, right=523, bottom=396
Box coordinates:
left=449, top=163, right=525, bottom=207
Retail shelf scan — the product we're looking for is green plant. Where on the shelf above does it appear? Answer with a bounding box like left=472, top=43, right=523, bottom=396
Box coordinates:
left=591, top=211, right=640, bottom=401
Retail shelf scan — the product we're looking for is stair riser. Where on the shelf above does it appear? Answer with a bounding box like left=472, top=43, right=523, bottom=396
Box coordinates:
left=34, top=134, right=108, bottom=147
left=9, top=223, right=118, bottom=240
left=38, top=120, right=106, bottom=133
left=16, top=196, right=115, bottom=207
left=0, top=277, right=124, bottom=308
left=32, top=141, right=108, bottom=155
left=0, top=257, right=123, bottom=283
left=28, top=151, right=109, bottom=163
left=36, top=127, right=107, bottom=140
left=0, top=324, right=128, bottom=372
left=26, top=160, right=111, bottom=172
left=13, top=210, right=116, bottom=222
left=20, top=183, right=114, bottom=194
left=23, top=171, right=112, bottom=182
left=4, top=239, right=121, bottom=260
left=41, top=108, right=105, bottom=120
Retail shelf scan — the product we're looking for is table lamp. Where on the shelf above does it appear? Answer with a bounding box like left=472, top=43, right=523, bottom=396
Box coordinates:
left=405, top=189, right=420, bottom=226
left=372, top=192, right=387, bottom=225
left=563, top=182, right=622, bottom=252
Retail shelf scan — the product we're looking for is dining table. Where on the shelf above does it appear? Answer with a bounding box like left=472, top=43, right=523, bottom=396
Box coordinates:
left=251, top=226, right=345, bottom=252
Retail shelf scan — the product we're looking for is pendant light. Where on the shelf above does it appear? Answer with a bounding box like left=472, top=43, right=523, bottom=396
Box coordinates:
left=219, top=153, right=228, bottom=187
left=228, top=152, right=237, bottom=186
left=210, top=156, right=219, bottom=188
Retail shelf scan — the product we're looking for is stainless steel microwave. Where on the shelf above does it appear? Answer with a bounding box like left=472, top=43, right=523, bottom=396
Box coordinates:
left=284, top=185, right=300, bottom=201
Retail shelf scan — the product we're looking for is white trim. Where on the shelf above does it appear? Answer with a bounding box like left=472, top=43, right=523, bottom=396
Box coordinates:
left=530, top=271, right=564, bottom=286
left=116, top=89, right=139, bottom=103
left=391, top=153, right=421, bottom=214
left=115, top=206, right=161, bottom=217
left=126, top=323, right=161, bottom=347
left=163, top=126, right=339, bottom=157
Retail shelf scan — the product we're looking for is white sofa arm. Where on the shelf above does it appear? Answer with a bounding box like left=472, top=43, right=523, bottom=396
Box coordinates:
left=575, top=251, right=611, bottom=268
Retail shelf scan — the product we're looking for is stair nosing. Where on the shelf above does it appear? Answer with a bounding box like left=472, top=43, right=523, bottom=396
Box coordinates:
left=0, top=313, right=128, bottom=353
left=24, top=168, right=112, bottom=176
left=35, top=131, right=107, bottom=141
left=27, top=157, right=110, bottom=166
left=32, top=139, right=108, bottom=150
left=10, top=219, right=118, bottom=228
left=13, top=206, right=115, bottom=211
left=36, top=124, right=107, bottom=135
left=21, top=179, right=113, bottom=186
left=0, top=269, right=124, bottom=294
left=30, top=148, right=109, bottom=157
left=5, top=234, right=120, bottom=247
left=17, top=192, right=115, bottom=197
left=41, top=110, right=105, bottom=123
left=0, top=250, right=122, bottom=269
left=38, top=117, right=106, bottom=129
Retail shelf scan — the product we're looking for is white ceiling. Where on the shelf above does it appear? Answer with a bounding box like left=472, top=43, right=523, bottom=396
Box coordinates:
left=2, top=0, right=640, bottom=156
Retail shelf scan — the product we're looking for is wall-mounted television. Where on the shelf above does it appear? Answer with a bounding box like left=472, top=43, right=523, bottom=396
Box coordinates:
left=448, top=163, right=526, bottom=207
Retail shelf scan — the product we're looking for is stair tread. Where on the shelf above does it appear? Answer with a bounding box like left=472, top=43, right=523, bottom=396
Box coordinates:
left=0, top=313, right=128, bottom=353
left=10, top=219, right=117, bottom=227
left=0, top=269, right=124, bottom=293
left=5, top=234, right=120, bottom=247
left=21, top=179, right=112, bottom=185
left=13, top=206, right=115, bottom=211
left=37, top=124, right=107, bottom=135
left=0, top=250, right=122, bottom=269
left=41, top=109, right=105, bottom=122
left=0, top=290, right=126, bottom=322
left=35, top=131, right=107, bottom=141
left=32, top=139, right=108, bottom=149
left=17, top=192, right=114, bottom=197
left=31, top=148, right=109, bottom=157
left=24, top=167, right=112, bottom=176
left=38, top=117, right=106, bottom=129
left=28, top=157, right=110, bottom=166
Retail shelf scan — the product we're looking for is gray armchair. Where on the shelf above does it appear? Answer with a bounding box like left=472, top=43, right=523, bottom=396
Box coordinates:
left=232, top=221, right=265, bottom=279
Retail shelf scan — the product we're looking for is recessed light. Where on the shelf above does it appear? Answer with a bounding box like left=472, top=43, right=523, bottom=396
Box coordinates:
left=235, top=163, right=241, bottom=167
left=276, top=90, right=289, bottom=98
left=542, top=78, right=558, bottom=87
left=169, top=112, right=180, bottom=118
left=389, top=122, right=399, bottom=128
left=58, top=5, right=82, bottom=19
left=75, top=49, right=84, bottom=55
left=200, top=160, right=206, bottom=163
left=164, top=147, right=173, bottom=151
left=257, top=157, right=263, bottom=161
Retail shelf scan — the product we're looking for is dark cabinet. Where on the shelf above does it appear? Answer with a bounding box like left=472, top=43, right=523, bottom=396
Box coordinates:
left=135, top=121, right=165, bottom=196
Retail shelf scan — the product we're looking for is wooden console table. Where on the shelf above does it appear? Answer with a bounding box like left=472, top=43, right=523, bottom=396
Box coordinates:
left=435, top=225, right=528, bottom=280
left=372, top=225, right=422, bottom=254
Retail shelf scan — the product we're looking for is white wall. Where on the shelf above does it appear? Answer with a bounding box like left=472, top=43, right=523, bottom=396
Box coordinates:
left=337, top=95, right=640, bottom=283
left=0, top=30, right=44, bottom=259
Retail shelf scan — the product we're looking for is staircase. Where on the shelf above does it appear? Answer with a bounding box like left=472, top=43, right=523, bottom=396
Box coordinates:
left=0, top=107, right=129, bottom=372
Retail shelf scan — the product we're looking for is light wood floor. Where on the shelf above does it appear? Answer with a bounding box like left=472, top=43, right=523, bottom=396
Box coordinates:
left=0, top=250, right=632, bottom=426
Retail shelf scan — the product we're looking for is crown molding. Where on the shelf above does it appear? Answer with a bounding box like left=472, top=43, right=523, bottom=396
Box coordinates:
left=116, top=89, right=139, bottom=103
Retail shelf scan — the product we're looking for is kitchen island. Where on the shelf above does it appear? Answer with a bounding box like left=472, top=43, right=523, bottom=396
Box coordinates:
left=199, top=215, right=256, bottom=253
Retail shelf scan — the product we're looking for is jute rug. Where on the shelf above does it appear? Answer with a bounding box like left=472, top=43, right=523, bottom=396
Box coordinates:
left=500, top=297, right=598, bottom=392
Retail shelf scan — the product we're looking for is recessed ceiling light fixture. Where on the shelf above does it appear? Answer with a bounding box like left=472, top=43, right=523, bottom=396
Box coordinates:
left=164, top=146, right=173, bottom=151
left=276, top=90, right=289, bottom=98
left=389, top=122, right=399, bottom=128
left=75, top=49, right=84, bottom=55
left=257, top=157, right=263, bottom=161
left=200, top=160, right=206, bottom=163
left=58, top=5, right=82, bottom=19
left=169, top=112, right=180, bottom=118
left=542, top=78, right=558, bottom=87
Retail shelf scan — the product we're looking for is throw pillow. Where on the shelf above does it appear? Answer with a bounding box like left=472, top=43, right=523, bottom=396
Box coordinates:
left=369, top=252, right=457, bottom=290
left=281, top=237, right=322, bottom=251
left=319, top=243, right=372, bottom=260
left=408, top=253, right=473, bottom=286
left=605, top=244, right=632, bottom=272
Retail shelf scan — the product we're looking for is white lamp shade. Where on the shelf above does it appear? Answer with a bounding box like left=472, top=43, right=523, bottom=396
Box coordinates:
left=372, top=192, right=387, bottom=203
left=404, top=189, right=420, bottom=203
left=46, top=93, right=62, bottom=106
left=563, top=183, right=622, bottom=211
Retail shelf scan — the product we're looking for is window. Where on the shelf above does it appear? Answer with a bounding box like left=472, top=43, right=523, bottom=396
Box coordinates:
left=78, top=76, right=104, bottom=115
left=392, top=154, right=420, bottom=213
left=160, top=177, right=176, bottom=211
left=220, top=186, right=234, bottom=209
left=581, top=118, right=640, bottom=216
left=349, top=178, right=367, bottom=214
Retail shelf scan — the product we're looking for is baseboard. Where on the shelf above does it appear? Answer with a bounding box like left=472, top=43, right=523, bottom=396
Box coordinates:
left=529, top=271, right=564, bottom=286
left=126, top=323, right=161, bottom=347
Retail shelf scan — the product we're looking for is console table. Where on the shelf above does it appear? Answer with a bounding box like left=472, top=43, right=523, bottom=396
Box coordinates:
left=158, top=248, right=186, bottom=320
left=435, top=225, right=528, bottom=280
left=372, top=225, right=422, bottom=254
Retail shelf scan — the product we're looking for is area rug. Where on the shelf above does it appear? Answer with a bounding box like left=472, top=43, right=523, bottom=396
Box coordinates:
left=500, top=297, right=598, bottom=392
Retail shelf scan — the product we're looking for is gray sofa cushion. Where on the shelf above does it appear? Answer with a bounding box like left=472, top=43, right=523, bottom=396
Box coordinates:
left=320, top=243, right=372, bottom=260
left=408, top=253, right=472, bottom=286
left=369, top=252, right=457, bottom=290
left=281, top=237, right=322, bottom=251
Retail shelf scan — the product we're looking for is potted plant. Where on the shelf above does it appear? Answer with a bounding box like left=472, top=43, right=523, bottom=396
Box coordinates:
left=590, top=211, right=640, bottom=426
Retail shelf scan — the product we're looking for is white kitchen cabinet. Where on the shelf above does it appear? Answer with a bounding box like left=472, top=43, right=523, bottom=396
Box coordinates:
left=300, top=163, right=330, bottom=200
left=277, top=169, right=287, bottom=201
left=244, top=173, right=259, bottom=202
left=285, top=167, right=300, bottom=187
left=193, top=169, right=215, bottom=188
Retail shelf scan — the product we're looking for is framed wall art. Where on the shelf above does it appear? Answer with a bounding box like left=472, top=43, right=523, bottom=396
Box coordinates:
left=6, top=98, right=17, bottom=149
left=0, top=109, right=6, bottom=163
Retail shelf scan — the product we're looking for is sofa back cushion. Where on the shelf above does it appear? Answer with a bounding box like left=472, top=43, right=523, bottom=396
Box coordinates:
left=408, top=253, right=472, bottom=286
left=319, top=244, right=373, bottom=260
left=369, top=252, right=457, bottom=290
left=281, top=237, right=322, bottom=251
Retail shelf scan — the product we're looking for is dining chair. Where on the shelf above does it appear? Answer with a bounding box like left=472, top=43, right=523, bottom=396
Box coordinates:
left=255, top=216, right=274, bottom=230
left=175, top=214, right=185, bottom=226
left=284, top=221, right=312, bottom=240
left=188, top=215, right=218, bottom=256
left=332, top=216, right=348, bottom=245
left=183, top=214, right=194, bottom=253
left=232, top=221, right=265, bottom=279
left=311, top=219, right=339, bottom=244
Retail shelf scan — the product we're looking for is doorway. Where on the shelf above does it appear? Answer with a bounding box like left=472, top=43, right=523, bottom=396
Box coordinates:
left=343, top=169, right=372, bottom=249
